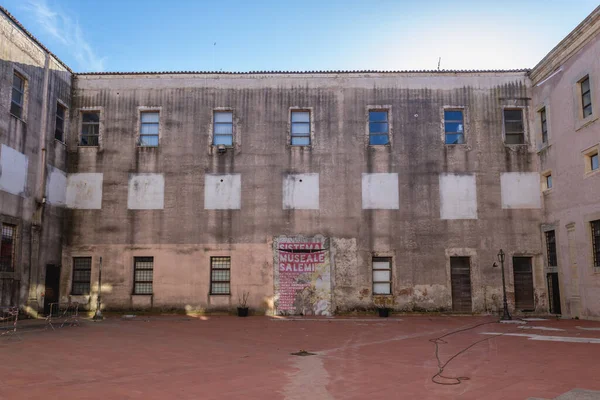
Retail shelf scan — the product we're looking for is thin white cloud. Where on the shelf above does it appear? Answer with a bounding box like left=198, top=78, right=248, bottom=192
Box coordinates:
left=22, top=0, right=106, bottom=71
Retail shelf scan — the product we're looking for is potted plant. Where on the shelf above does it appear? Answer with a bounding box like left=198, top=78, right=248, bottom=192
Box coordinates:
left=373, top=295, right=394, bottom=318
left=237, top=291, right=250, bottom=317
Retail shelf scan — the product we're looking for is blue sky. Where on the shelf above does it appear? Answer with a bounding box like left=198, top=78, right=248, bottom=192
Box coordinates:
left=4, top=0, right=599, bottom=73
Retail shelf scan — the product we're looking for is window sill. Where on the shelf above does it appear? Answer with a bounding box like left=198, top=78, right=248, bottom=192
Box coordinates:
left=0, top=271, right=15, bottom=279
left=209, top=293, right=231, bottom=296
left=131, top=293, right=153, bottom=296
left=9, top=113, right=26, bottom=123
left=575, top=115, right=598, bottom=132
left=54, top=139, right=67, bottom=147
left=537, top=143, right=551, bottom=154
left=584, top=169, right=600, bottom=178
left=136, top=145, right=159, bottom=149
left=78, top=145, right=99, bottom=148
left=543, top=188, right=553, bottom=195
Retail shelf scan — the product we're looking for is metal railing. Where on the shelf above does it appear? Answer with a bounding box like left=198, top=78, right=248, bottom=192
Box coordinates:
left=46, top=302, right=80, bottom=330
left=0, top=306, right=19, bottom=338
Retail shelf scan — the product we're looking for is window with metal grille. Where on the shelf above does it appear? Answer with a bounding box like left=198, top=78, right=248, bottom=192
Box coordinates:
left=139, top=112, right=159, bottom=147
left=444, top=110, right=464, bottom=144
left=540, top=107, right=548, bottom=144
left=71, top=257, right=92, bottom=295
left=372, top=257, right=392, bottom=295
left=133, top=257, right=153, bottom=294
left=581, top=77, right=592, bottom=118
left=291, top=111, right=310, bottom=146
left=0, top=224, right=16, bottom=272
left=591, top=220, right=600, bottom=268
left=11, top=72, right=25, bottom=119
left=369, top=111, right=389, bottom=145
left=80, top=112, right=100, bottom=146
left=55, top=103, right=66, bottom=142
left=210, top=256, right=231, bottom=295
left=213, top=111, right=233, bottom=146
left=504, top=109, right=524, bottom=144
left=545, top=230, right=557, bottom=267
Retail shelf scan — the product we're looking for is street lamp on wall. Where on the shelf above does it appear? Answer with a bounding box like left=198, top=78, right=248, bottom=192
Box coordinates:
left=495, top=249, right=511, bottom=321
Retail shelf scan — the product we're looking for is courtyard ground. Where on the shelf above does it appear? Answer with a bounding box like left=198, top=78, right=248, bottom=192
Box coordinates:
left=1, top=315, right=600, bottom=400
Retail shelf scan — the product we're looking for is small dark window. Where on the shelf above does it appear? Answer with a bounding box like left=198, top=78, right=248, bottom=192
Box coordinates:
left=540, top=108, right=548, bottom=144
left=210, top=256, right=231, bottom=294
left=291, top=111, right=310, bottom=146
left=72, top=257, right=92, bottom=295
left=0, top=224, right=16, bottom=272
left=11, top=72, right=25, bottom=119
left=545, top=230, right=557, bottom=267
left=546, top=174, right=552, bottom=190
left=213, top=111, right=233, bottom=146
left=581, top=77, right=592, bottom=119
left=80, top=112, right=100, bottom=146
left=55, top=103, right=66, bottom=142
left=591, top=153, right=599, bottom=171
left=139, top=112, right=159, bottom=147
left=591, top=220, right=600, bottom=268
left=133, top=257, right=154, bottom=294
left=444, top=110, right=464, bottom=144
left=504, top=109, right=524, bottom=144
left=369, top=111, right=389, bottom=145
left=372, top=257, right=392, bottom=295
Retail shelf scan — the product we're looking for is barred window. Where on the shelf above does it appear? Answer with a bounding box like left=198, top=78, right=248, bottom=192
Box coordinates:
left=11, top=72, right=25, bottom=119
left=591, top=220, right=600, bottom=268
left=139, top=112, right=159, bottom=147
left=369, top=111, right=389, bottom=145
left=213, top=111, right=233, bottom=146
left=80, top=112, right=100, bottom=146
left=291, top=111, right=311, bottom=146
left=210, top=256, right=231, bottom=295
left=545, top=230, right=557, bottom=267
left=55, top=103, right=66, bottom=142
left=504, top=109, right=524, bottom=144
left=72, top=257, right=92, bottom=295
left=133, top=257, right=154, bottom=294
left=0, top=224, right=16, bottom=272
left=372, top=257, right=392, bottom=295
left=581, top=76, right=592, bottom=119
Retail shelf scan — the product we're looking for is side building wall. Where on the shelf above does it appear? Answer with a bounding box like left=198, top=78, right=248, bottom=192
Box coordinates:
left=62, top=72, right=545, bottom=315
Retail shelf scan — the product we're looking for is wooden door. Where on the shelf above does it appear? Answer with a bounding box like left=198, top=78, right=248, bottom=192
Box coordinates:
left=513, top=257, right=534, bottom=311
left=451, top=257, right=472, bottom=312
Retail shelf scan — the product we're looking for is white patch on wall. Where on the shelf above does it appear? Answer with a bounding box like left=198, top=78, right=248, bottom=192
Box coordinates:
left=283, top=174, right=319, bottom=210
left=439, top=174, right=478, bottom=219
left=128, top=173, right=165, bottom=210
left=204, top=174, right=241, bottom=210
left=45, top=165, right=67, bottom=206
left=500, top=172, right=541, bottom=209
left=0, top=144, right=28, bottom=196
left=361, top=173, right=399, bottom=210
left=66, top=173, right=103, bottom=209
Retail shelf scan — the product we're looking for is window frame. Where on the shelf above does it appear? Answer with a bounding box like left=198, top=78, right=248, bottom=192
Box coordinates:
left=133, top=256, right=154, bottom=295
left=540, top=107, right=548, bottom=144
left=10, top=70, right=27, bottom=120
left=0, top=223, right=17, bottom=272
left=210, top=256, right=231, bottom=295
left=79, top=110, right=101, bottom=147
left=55, top=101, right=67, bottom=142
left=591, top=220, right=600, bottom=270
left=290, top=109, right=312, bottom=146
left=545, top=230, right=558, bottom=268
left=443, top=108, right=465, bottom=145
left=582, top=145, right=600, bottom=176
left=503, top=108, right=526, bottom=145
left=71, top=257, right=92, bottom=296
left=138, top=110, right=160, bottom=147
left=581, top=76, right=592, bottom=119
left=372, top=257, right=392, bottom=295
left=212, top=110, right=234, bottom=148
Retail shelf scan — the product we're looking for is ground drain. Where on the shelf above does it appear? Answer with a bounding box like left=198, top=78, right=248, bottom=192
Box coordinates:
left=291, top=350, right=316, bottom=356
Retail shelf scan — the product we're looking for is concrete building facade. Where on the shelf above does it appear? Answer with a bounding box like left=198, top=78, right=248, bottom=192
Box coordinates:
left=1, top=5, right=599, bottom=318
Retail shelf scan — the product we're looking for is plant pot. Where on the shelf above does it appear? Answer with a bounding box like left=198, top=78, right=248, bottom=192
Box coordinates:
left=237, top=307, right=249, bottom=317
left=377, top=307, right=390, bottom=318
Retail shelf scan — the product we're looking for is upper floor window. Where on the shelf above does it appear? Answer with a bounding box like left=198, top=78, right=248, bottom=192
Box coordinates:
left=0, top=224, right=16, bottom=272
left=140, top=112, right=159, bottom=147
left=369, top=111, right=389, bottom=145
left=213, top=111, right=233, bottom=146
left=540, top=107, right=548, bottom=144
left=592, top=153, right=599, bottom=171
left=545, top=173, right=553, bottom=190
left=291, top=111, right=311, bottom=146
left=591, top=220, right=600, bottom=269
left=444, top=110, right=464, bottom=144
left=55, top=103, right=66, bottom=142
left=11, top=72, right=25, bottom=119
left=545, top=230, right=557, bottom=267
left=581, top=76, right=592, bottom=119
left=504, top=109, right=524, bottom=144
left=80, top=112, right=100, bottom=146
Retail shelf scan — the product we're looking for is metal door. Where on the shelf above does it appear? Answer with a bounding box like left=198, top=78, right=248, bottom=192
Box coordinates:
left=450, top=257, right=472, bottom=312
left=44, top=264, right=60, bottom=315
left=547, top=272, right=561, bottom=314
left=513, top=257, right=534, bottom=311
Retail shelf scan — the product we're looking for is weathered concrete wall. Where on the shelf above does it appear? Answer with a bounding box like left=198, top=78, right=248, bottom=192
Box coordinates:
left=0, top=9, right=71, bottom=311
left=532, top=13, right=600, bottom=319
left=63, top=71, right=545, bottom=314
